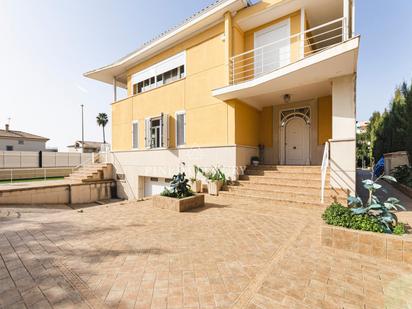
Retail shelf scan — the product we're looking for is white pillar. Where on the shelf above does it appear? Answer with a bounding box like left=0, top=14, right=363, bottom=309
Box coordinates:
left=113, top=77, right=117, bottom=102
left=330, top=74, right=356, bottom=194
left=300, top=8, right=305, bottom=59
left=343, top=0, right=350, bottom=41
left=351, top=0, right=356, bottom=38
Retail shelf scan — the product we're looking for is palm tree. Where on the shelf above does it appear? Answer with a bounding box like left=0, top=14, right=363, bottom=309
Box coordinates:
left=96, top=113, right=108, bottom=144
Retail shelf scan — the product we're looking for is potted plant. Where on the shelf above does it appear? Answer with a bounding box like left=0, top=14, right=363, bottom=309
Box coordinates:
left=153, top=172, right=204, bottom=212
left=199, top=167, right=226, bottom=196
left=251, top=156, right=260, bottom=167
left=189, top=165, right=202, bottom=193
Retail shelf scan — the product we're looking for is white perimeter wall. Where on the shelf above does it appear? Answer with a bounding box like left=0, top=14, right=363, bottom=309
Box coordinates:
left=0, top=151, right=93, bottom=168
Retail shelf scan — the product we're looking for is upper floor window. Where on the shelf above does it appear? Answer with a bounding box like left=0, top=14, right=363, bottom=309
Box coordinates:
left=18, top=140, right=24, bottom=145
left=132, top=51, right=186, bottom=95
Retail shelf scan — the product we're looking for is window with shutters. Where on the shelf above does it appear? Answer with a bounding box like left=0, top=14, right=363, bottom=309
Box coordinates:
left=144, top=114, right=169, bottom=149
left=176, top=111, right=186, bottom=147
left=131, top=52, right=186, bottom=95
left=132, top=121, right=139, bottom=149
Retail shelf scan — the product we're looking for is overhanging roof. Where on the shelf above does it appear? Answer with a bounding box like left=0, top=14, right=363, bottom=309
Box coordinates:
left=84, top=0, right=250, bottom=88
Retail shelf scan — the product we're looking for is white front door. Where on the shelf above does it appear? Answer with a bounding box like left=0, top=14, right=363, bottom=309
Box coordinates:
left=285, top=117, right=309, bottom=165
left=254, top=19, right=290, bottom=78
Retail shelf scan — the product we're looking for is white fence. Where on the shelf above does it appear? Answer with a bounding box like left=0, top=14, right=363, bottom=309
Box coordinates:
left=0, top=151, right=93, bottom=169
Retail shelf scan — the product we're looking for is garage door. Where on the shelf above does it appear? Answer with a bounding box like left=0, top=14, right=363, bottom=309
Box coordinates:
left=144, top=177, right=169, bottom=197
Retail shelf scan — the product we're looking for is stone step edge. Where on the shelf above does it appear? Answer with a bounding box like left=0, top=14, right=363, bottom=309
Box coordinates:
left=226, top=185, right=347, bottom=199
left=219, top=191, right=326, bottom=207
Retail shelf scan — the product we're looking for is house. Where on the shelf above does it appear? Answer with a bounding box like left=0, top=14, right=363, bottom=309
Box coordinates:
left=85, top=0, right=359, bottom=200
left=0, top=124, right=49, bottom=152
left=356, top=120, right=369, bottom=134
left=67, top=141, right=104, bottom=153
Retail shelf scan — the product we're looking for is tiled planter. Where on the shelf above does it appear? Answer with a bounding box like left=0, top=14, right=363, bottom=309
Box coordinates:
left=189, top=180, right=202, bottom=193
left=152, top=194, right=204, bottom=212
left=207, top=181, right=222, bottom=196
left=321, top=223, right=412, bottom=265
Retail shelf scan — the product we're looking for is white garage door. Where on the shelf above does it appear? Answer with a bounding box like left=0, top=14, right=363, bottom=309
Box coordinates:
left=144, top=177, right=169, bottom=197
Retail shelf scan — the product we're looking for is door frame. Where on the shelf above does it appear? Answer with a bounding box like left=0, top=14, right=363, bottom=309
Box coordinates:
left=278, top=106, right=311, bottom=165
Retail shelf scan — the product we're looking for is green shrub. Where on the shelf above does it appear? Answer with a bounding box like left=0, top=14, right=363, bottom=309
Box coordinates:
left=322, top=203, right=385, bottom=233
left=392, top=165, right=412, bottom=188
left=160, top=173, right=193, bottom=199
left=393, top=223, right=407, bottom=235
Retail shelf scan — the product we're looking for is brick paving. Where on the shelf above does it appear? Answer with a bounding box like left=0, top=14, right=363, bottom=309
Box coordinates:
left=0, top=197, right=412, bottom=308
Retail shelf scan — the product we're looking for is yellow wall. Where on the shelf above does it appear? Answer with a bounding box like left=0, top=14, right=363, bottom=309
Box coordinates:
left=318, top=96, right=332, bottom=145
left=112, top=1, right=305, bottom=151
left=260, top=106, right=273, bottom=147
left=113, top=23, right=235, bottom=151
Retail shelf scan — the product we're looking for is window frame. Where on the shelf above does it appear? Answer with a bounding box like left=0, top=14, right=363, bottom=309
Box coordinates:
left=175, top=110, right=186, bottom=148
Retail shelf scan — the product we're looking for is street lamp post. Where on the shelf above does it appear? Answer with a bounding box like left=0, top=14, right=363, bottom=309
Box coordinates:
left=81, top=104, right=84, bottom=153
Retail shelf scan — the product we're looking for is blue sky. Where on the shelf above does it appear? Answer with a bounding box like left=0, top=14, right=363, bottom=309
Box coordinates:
left=0, top=0, right=411, bottom=150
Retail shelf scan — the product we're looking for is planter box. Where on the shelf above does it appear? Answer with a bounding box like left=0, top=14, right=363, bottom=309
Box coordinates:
left=207, top=181, right=222, bottom=196
left=321, top=223, right=412, bottom=265
left=152, top=194, right=204, bottom=212
left=189, top=180, right=202, bottom=193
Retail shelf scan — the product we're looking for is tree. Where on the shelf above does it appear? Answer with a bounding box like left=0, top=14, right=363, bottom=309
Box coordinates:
left=96, top=113, right=108, bottom=144
left=367, top=81, right=412, bottom=163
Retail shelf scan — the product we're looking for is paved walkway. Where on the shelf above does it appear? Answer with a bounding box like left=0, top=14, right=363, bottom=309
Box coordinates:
left=1, top=197, right=412, bottom=309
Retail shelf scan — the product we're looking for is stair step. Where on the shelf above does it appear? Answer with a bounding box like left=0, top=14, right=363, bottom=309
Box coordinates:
left=218, top=191, right=327, bottom=210
left=244, top=170, right=325, bottom=179
left=226, top=186, right=346, bottom=204
left=239, top=175, right=327, bottom=187
left=247, top=165, right=324, bottom=173
left=231, top=181, right=345, bottom=196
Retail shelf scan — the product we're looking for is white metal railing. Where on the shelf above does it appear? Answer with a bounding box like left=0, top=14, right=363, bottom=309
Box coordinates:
left=320, top=141, right=330, bottom=204
left=230, top=17, right=346, bottom=85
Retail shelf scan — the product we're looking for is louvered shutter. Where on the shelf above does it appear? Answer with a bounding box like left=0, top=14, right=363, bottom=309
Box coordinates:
left=176, top=113, right=186, bottom=146
left=144, top=118, right=151, bottom=148
left=132, top=122, right=139, bottom=149
left=161, top=114, right=169, bottom=148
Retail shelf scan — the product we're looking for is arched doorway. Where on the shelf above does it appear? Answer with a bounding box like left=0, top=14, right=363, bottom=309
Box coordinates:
left=280, top=107, right=311, bottom=165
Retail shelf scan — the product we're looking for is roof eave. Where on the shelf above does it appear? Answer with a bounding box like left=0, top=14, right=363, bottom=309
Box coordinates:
left=84, top=0, right=248, bottom=87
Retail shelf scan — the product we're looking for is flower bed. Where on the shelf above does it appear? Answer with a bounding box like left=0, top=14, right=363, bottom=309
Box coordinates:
left=321, top=223, right=412, bottom=265
left=152, top=194, right=204, bottom=212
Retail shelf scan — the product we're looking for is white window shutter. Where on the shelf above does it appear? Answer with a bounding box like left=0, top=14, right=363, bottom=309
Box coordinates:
left=176, top=113, right=186, bottom=146
left=132, top=122, right=139, bottom=149
left=161, top=114, right=169, bottom=148
left=144, top=118, right=150, bottom=148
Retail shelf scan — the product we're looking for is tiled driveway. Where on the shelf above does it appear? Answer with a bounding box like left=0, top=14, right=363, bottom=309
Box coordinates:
left=1, top=197, right=412, bottom=309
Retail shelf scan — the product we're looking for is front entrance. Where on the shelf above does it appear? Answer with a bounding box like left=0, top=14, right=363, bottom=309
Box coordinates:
left=280, top=107, right=310, bottom=165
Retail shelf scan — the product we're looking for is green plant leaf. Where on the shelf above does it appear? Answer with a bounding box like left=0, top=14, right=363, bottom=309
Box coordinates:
left=382, top=175, right=397, bottom=182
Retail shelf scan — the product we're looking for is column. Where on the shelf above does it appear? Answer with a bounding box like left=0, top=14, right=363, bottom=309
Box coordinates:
left=330, top=74, right=356, bottom=194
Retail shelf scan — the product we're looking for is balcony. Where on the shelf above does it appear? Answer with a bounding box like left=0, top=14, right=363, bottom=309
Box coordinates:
left=213, top=17, right=359, bottom=109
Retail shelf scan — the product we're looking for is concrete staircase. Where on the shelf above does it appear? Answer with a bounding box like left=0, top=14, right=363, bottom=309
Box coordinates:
left=219, top=165, right=348, bottom=209
left=65, top=163, right=113, bottom=183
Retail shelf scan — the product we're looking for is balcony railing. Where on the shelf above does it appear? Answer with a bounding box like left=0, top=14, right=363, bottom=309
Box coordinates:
left=229, top=17, right=348, bottom=85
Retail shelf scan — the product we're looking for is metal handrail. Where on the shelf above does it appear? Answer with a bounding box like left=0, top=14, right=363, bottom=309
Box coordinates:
left=320, top=141, right=330, bottom=204
left=230, top=17, right=346, bottom=85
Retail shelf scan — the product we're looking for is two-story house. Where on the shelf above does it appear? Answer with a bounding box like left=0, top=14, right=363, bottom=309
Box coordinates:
left=85, top=0, right=359, bottom=200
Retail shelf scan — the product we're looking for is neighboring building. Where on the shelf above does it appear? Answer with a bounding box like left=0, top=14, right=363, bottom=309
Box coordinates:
left=356, top=120, right=369, bottom=134
left=85, top=0, right=359, bottom=199
left=0, top=124, right=49, bottom=151
left=67, top=141, right=104, bottom=153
